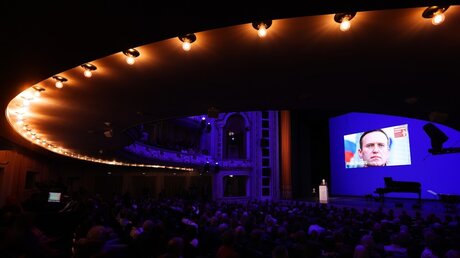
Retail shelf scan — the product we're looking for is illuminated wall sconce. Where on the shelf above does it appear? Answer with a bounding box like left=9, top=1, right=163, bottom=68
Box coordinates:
left=252, top=20, right=272, bottom=38
left=178, top=33, right=196, bottom=51
left=423, top=6, right=449, bottom=25
left=122, top=48, right=140, bottom=65
left=32, top=86, right=45, bottom=97
left=81, top=63, right=97, bottom=78
left=334, top=12, right=356, bottom=32
left=52, top=75, right=68, bottom=89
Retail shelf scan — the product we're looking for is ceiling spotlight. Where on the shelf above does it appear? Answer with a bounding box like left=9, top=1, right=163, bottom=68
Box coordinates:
left=81, top=63, right=97, bottom=78
left=178, top=33, right=196, bottom=51
left=422, top=6, right=449, bottom=25
left=32, top=86, right=45, bottom=97
left=21, top=96, right=31, bottom=106
left=334, top=12, right=356, bottom=32
left=122, top=48, right=140, bottom=65
left=252, top=20, right=272, bottom=38
left=52, top=75, right=68, bottom=89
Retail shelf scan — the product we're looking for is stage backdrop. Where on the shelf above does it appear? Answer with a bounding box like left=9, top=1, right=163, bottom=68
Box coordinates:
left=330, top=112, right=460, bottom=200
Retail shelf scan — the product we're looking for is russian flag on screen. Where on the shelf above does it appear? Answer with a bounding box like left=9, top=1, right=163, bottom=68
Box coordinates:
left=344, top=139, right=357, bottom=163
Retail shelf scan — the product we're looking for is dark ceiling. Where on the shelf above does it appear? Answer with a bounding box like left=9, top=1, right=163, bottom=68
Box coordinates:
left=1, top=1, right=459, bottom=164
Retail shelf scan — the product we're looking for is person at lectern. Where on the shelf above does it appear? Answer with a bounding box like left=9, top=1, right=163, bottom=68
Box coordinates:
left=358, top=129, right=391, bottom=167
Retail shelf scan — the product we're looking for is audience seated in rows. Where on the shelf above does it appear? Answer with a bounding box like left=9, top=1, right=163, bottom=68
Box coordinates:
left=1, top=191, right=459, bottom=258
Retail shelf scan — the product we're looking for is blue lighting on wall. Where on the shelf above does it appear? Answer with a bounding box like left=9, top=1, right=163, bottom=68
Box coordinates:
left=330, top=112, right=460, bottom=199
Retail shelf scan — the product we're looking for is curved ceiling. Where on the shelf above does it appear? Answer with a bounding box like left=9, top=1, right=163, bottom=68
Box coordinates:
left=1, top=2, right=460, bottom=166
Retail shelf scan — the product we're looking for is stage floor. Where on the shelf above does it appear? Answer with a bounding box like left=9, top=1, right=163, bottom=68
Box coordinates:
left=311, top=195, right=459, bottom=218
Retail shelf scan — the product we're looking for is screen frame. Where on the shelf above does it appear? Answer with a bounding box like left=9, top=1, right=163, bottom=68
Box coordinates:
left=343, top=124, right=411, bottom=169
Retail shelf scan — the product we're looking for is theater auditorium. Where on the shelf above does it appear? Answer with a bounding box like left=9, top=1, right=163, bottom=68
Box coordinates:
left=1, top=2, right=459, bottom=257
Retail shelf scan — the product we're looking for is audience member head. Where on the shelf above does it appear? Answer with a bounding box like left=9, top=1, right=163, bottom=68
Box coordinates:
left=166, top=237, right=184, bottom=258
left=234, top=225, right=246, bottom=237
left=86, top=225, right=109, bottom=242
left=353, top=245, right=369, bottom=258
left=220, top=229, right=235, bottom=246
left=272, top=245, right=289, bottom=258
left=360, top=234, right=375, bottom=250
left=445, top=249, right=460, bottom=258
left=142, top=219, right=154, bottom=232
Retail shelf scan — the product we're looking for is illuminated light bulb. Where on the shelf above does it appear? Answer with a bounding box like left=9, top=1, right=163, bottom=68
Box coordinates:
left=18, top=107, right=28, bottom=115
left=432, top=13, right=445, bottom=25
left=52, top=75, right=67, bottom=89
left=334, top=13, right=356, bottom=32
left=182, top=41, right=192, bottom=51
left=340, top=18, right=351, bottom=31
left=55, top=81, right=63, bottom=88
left=252, top=21, right=272, bottom=39
left=423, top=6, right=449, bottom=26
left=123, top=49, right=140, bottom=65
left=84, top=69, right=93, bottom=78
left=257, top=24, right=268, bottom=37
left=81, top=63, right=97, bottom=77
left=126, top=56, right=135, bottom=65
left=33, top=86, right=45, bottom=97
left=179, top=34, right=196, bottom=51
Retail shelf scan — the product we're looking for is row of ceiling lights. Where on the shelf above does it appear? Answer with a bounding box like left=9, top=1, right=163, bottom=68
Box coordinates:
left=335, top=5, right=449, bottom=32
left=7, top=80, right=194, bottom=171
left=50, top=20, right=269, bottom=88
left=50, top=5, right=450, bottom=88
left=6, top=5, right=451, bottom=168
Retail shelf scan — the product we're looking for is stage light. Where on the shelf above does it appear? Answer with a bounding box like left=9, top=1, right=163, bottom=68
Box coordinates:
left=252, top=20, right=272, bottom=38
left=123, top=48, right=140, bottom=65
left=32, top=86, right=45, bottom=97
left=422, top=6, right=449, bottom=25
left=52, top=75, right=68, bottom=89
left=334, top=12, right=356, bottom=32
left=178, top=33, right=196, bottom=51
left=81, top=63, right=97, bottom=78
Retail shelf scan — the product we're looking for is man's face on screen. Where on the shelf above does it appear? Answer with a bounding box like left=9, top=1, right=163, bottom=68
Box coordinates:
left=358, top=131, right=390, bottom=167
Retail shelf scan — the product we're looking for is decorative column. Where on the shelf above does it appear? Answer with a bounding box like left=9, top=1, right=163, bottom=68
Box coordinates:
left=280, top=110, right=292, bottom=199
